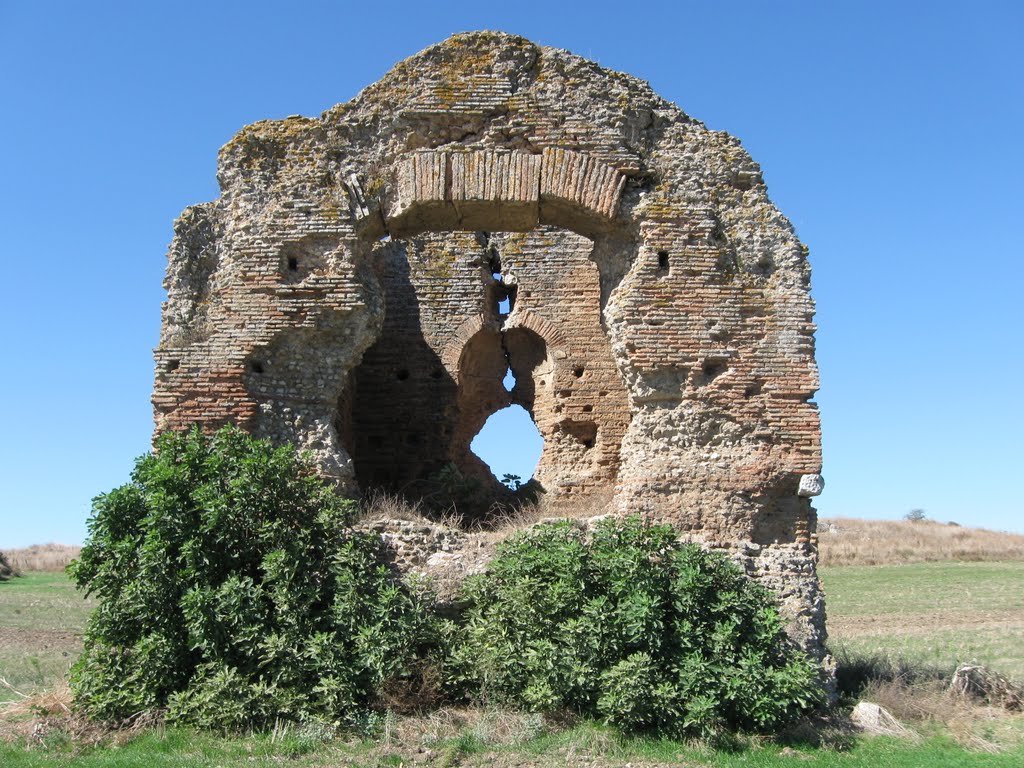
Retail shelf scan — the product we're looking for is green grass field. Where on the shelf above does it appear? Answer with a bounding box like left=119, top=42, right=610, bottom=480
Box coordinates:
left=2, top=724, right=1024, bottom=768
left=0, top=572, right=94, bottom=703
left=1, top=563, right=1022, bottom=766
left=820, top=561, right=1024, bottom=681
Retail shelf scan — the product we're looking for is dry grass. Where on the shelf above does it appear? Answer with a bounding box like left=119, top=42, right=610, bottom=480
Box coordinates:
left=3, top=544, right=81, bottom=573
left=0, top=683, right=166, bottom=749
left=358, top=489, right=437, bottom=525
left=358, top=488, right=550, bottom=535
left=817, top=518, right=1024, bottom=566
left=385, top=706, right=547, bottom=748
left=357, top=490, right=568, bottom=603
left=859, top=677, right=1022, bottom=752
left=834, top=647, right=1024, bottom=752
left=0, top=680, right=71, bottom=716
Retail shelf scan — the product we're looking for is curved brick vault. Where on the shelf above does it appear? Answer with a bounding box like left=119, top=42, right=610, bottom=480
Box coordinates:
left=153, top=32, right=828, bottom=660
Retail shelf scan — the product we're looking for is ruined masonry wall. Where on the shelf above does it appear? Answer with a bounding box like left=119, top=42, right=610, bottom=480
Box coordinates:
left=153, top=33, right=827, bottom=659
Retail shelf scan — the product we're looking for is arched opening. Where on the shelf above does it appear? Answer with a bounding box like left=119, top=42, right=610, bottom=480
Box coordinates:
left=470, top=404, right=543, bottom=489
left=331, top=226, right=630, bottom=523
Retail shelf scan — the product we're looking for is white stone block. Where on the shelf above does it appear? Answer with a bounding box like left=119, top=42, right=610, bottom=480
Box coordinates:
left=798, top=474, right=824, bottom=497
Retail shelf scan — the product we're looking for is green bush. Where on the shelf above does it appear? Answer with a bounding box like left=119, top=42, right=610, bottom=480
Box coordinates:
left=70, top=427, right=822, bottom=736
left=69, top=425, right=445, bottom=729
left=450, top=517, right=822, bottom=736
left=0, top=550, right=17, bottom=580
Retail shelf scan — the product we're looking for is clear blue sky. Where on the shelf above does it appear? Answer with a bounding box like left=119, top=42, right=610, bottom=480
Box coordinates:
left=1, top=1, right=1021, bottom=547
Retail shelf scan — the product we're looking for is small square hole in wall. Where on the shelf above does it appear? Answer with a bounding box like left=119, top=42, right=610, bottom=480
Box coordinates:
left=249, top=360, right=265, bottom=374
left=287, top=256, right=299, bottom=271
left=165, top=359, right=180, bottom=372
left=700, top=360, right=727, bottom=385
left=656, top=250, right=670, bottom=276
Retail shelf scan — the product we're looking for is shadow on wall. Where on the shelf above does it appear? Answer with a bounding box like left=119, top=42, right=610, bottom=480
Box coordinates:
left=336, top=237, right=547, bottom=522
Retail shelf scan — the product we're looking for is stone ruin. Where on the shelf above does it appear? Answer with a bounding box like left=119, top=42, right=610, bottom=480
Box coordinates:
left=153, top=33, right=828, bottom=661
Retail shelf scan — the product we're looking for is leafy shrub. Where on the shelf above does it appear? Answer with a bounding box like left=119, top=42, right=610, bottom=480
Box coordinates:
left=69, top=425, right=445, bottom=729
left=450, top=517, right=822, bottom=736
left=69, top=427, right=822, bottom=736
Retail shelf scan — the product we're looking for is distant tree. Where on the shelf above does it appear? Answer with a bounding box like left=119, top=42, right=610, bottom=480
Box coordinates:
left=904, top=509, right=927, bottom=523
left=501, top=473, right=523, bottom=491
left=0, top=551, right=18, bottom=581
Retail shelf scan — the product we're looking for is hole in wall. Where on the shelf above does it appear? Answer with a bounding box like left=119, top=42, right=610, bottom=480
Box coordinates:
left=492, top=269, right=511, bottom=314
left=700, top=360, right=727, bottom=385
left=331, top=228, right=631, bottom=517
left=753, top=254, right=773, bottom=276
left=249, top=360, right=265, bottom=374
left=470, top=404, right=543, bottom=488
left=287, top=256, right=299, bottom=271
left=558, top=419, right=597, bottom=450
left=166, top=360, right=180, bottom=372
left=656, top=250, right=670, bottom=276
left=396, top=368, right=410, bottom=381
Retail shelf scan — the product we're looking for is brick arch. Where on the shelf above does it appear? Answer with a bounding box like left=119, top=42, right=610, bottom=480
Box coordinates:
left=502, top=308, right=569, bottom=352
left=441, top=314, right=492, bottom=374
left=441, top=308, right=569, bottom=375
left=381, top=148, right=626, bottom=239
